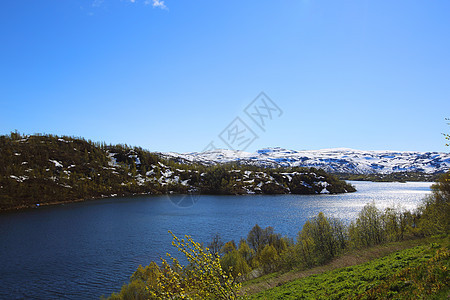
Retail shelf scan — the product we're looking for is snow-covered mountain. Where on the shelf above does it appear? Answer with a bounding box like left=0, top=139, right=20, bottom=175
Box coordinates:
left=162, top=147, right=450, bottom=175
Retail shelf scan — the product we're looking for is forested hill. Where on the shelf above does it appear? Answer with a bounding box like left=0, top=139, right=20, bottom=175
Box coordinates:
left=0, top=133, right=355, bottom=211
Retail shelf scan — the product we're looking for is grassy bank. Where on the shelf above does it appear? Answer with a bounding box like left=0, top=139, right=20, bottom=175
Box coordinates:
left=247, top=235, right=449, bottom=299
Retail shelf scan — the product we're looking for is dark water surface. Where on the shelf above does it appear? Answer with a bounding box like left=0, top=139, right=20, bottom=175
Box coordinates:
left=0, top=181, right=431, bottom=299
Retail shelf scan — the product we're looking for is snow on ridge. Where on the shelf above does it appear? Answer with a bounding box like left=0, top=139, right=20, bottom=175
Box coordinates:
left=161, top=147, right=450, bottom=175
left=163, top=149, right=254, bottom=165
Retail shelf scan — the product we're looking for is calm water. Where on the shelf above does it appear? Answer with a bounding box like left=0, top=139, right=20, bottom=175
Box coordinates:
left=0, top=181, right=432, bottom=299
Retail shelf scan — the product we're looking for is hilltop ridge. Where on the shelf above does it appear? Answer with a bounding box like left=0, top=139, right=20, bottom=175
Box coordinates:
left=162, top=147, right=450, bottom=175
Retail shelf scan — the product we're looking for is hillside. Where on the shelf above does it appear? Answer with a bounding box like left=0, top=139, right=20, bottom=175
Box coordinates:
left=0, top=133, right=355, bottom=211
left=250, top=237, right=449, bottom=299
left=162, top=147, right=450, bottom=177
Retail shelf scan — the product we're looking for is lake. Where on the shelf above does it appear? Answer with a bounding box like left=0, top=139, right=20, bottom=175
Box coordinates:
left=0, top=181, right=432, bottom=299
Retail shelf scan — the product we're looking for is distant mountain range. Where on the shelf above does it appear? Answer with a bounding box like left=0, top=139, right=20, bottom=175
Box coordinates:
left=162, top=147, right=450, bottom=175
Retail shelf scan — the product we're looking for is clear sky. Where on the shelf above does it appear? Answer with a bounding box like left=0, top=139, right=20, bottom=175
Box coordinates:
left=1, top=1, right=449, bottom=153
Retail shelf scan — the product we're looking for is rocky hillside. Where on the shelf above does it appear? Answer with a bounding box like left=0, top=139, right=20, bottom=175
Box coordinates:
left=0, top=133, right=355, bottom=211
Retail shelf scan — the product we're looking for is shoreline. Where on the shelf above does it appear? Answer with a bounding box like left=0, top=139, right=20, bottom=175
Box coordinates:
left=1, top=179, right=434, bottom=213
left=0, top=188, right=359, bottom=213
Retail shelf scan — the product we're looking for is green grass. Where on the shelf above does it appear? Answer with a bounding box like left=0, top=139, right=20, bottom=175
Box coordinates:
left=251, top=238, right=449, bottom=299
left=356, top=245, right=449, bottom=299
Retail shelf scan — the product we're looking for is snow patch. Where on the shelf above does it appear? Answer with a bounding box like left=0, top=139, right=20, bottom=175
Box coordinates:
left=49, top=159, right=63, bottom=168
left=108, top=152, right=118, bottom=167
left=10, top=175, right=28, bottom=182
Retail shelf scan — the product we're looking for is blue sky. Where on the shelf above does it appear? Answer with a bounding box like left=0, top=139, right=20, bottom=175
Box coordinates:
left=1, top=1, right=449, bottom=153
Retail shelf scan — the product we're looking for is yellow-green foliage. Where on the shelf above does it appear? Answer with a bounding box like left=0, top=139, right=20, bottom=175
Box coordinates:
left=259, top=245, right=279, bottom=273
left=221, top=250, right=251, bottom=278
left=349, top=203, right=385, bottom=248
left=296, top=212, right=347, bottom=266
left=297, top=220, right=316, bottom=267
left=106, top=262, right=161, bottom=299
left=418, top=172, right=450, bottom=236
left=238, top=239, right=254, bottom=263
left=152, top=231, right=243, bottom=299
left=107, top=232, right=243, bottom=300
left=221, top=241, right=237, bottom=255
